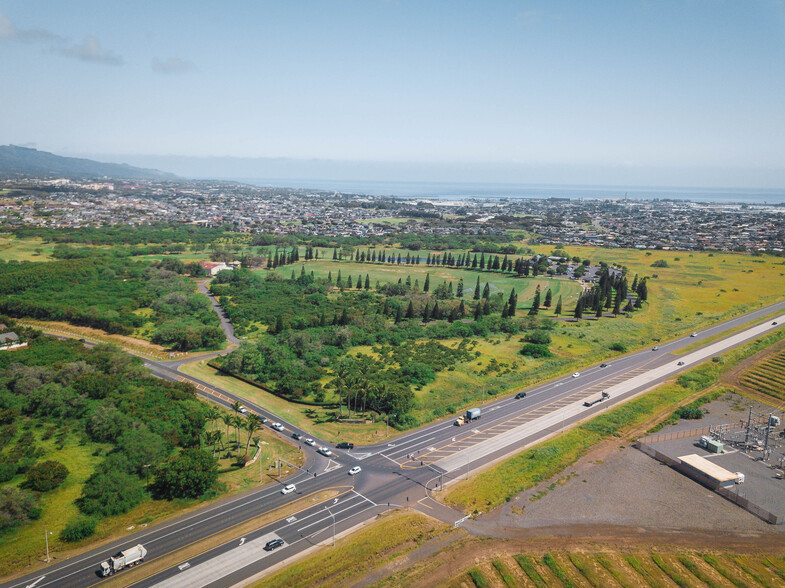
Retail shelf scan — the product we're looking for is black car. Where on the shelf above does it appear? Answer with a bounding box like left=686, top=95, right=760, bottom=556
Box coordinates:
left=264, top=538, right=284, bottom=551
left=336, top=442, right=354, bottom=449
left=292, top=432, right=303, bottom=441
left=514, top=392, right=527, bottom=399
left=600, top=363, right=608, bottom=368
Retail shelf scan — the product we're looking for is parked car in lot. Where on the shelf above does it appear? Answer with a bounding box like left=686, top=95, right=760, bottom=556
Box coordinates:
left=264, top=538, right=284, bottom=551
left=336, top=442, right=354, bottom=449
left=572, top=372, right=580, bottom=378
left=514, top=391, right=527, bottom=399
left=348, top=466, right=362, bottom=475
left=280, top=484, right=296, bottom=495
left=304, top=438, right=316, bottom=446
left=317, top=447, right=333, bottom=457
left=271, top=422, right=284, bottom=432
left=292, top=432, right=303, bottom=440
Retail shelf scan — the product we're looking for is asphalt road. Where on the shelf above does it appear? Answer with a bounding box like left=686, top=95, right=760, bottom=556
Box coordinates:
left=3, top=300, right=784, bottom=588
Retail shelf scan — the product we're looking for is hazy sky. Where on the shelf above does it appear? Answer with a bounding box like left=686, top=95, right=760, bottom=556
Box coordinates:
left=2, top=1, right=784, bottom=187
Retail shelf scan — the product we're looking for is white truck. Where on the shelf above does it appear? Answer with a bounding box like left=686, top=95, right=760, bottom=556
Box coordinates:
left=100, top=544, right=147, bottom=576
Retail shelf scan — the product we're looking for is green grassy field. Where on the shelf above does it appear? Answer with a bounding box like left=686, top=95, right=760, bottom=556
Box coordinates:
left=740, top=348, right=785, bottom=402
left=252, top=511, right=453, bottom=588
left=0, top=236, right=55, bottom=262
left=270, top=258, right=581, bottom=312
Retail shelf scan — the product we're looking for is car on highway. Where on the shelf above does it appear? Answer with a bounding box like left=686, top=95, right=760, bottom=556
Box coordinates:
left=280, top=484, right=296, bottom=495
left=259, top=416, right=268, bottom=424
left=774, top=321, right=779, bottom=326
left=271, top=422, right=284, bottom=432
left=239, top=406, right=248, bottom=414
left=690, top=332, right=698, bottom=337
left=599, top=363, right=609, bottom=368
left=292, top=432, right=303, bottom=440
left=336, top=442, right=354, bottom=449
left=348, top=466, right=362, bottom=475
left=514, top=391, right=527, bottom=399
left=572, top=372, right=580, bottom=378
left=264, top=538, right=284, bottom=551
left=304, top=438, right=316, bottom=446
left=677, top=361, right=685, bottom=366
left=652, top=346, right=659, bottom=351
left=317, top=447, right=333, bottom=457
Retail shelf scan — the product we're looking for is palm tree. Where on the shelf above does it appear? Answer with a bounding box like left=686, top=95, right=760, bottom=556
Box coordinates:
left=231, top=401, right=241, bottom=415
left=232, top=415, right=244, bottom=447
left=206, top=405, right=220, bottom=431
left=207, top=430, right=222, bottom=457
left=244, top=414, right=261, bottom=456
left=221, top=413, right=232, bottom=444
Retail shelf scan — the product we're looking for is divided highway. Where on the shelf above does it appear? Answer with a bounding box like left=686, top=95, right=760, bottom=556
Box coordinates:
left=3, top=300, right=784, bottom=588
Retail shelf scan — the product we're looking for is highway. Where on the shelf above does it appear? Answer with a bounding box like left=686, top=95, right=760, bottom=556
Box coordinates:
left=3, top=299, right=784, bottom=588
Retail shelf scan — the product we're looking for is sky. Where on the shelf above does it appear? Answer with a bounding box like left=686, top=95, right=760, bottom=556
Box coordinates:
left=1, top=0, right=784, bottom=188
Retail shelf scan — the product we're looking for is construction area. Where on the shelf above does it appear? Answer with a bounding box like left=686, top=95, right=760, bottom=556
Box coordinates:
left=637, top=397, right=785, bottom=524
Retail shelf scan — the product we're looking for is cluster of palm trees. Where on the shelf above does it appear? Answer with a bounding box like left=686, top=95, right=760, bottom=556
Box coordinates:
left=203, top=403, right=262, bottom=460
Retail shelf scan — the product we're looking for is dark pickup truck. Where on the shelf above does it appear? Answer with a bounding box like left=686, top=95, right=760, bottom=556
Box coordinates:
left=336, top=442, right=354, bottom=449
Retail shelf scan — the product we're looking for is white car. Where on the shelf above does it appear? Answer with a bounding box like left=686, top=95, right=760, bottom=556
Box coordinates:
left=652, top=346, right=659, bottom=351
left=239, top=406, right=248, bottom=414
left=348, top=466, right=362, bottom=475
left=572, top=372, right=580, bottom=378
left=317, top=447, right=333, bottom=457
left=280, top=484, right=296, bottom=495
left=690, top=332, right=698, bottom=337
left=304, top=438, right=316, bottom=447
left=271, top=422, right=284, bottom=432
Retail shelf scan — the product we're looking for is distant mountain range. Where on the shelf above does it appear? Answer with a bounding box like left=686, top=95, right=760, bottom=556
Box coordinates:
left=0, top=145, right=176, bottom=180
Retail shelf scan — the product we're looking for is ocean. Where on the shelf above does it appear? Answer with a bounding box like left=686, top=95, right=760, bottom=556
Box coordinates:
left=244, top=178, right=785, bottom=205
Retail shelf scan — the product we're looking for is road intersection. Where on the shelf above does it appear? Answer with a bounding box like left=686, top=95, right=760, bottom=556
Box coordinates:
left=3, top=300, right=784, bottom=588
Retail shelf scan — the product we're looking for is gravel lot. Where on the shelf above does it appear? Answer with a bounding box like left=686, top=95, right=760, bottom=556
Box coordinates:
left=469, top=392, right=785, bottom=536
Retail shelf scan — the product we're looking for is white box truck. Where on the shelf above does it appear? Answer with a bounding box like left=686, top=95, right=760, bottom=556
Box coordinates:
left=100, top=544, right=147, bottom=576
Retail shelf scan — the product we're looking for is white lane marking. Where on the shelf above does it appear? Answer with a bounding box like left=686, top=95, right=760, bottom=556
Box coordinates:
left=296, top=500, right=376, bottom=533
left=352, top=489, right=378, bottom=506
left=25, top=577, right=45, bottom=588
left=239, top=537, right=246, bottom=546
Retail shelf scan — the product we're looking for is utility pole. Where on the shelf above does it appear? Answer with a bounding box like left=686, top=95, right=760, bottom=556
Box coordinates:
left=325, top=506, right=335, bottom=547
left=45, top=529, right=52, bottom=562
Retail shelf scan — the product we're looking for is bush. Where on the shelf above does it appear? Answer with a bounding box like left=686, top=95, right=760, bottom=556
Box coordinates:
left=77, top=467, right=146, bottom=517
left=60, top=516, right=97, bottom=542
left=24, top=460, right=69, bottom=492
left=609, top=342, right=627, bottom=352
left=0, top=487, right=40, bottom=533
left=0, top=462, right=17, bottom=483
left=520, top=343, right=553, bottom=358
left=675, top=406, right=704, bottom=420
left=651, top=259, right=669, bottom=268
left=524, top=331, right=551, bottom=345
left=152, top=448, right=218, bottom=500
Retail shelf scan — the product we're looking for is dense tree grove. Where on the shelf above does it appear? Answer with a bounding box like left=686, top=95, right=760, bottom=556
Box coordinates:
left=0, top=258, right=224, bottom=351
left=0, top=333, right=215, bottom=536
left=212, top=269, right=557, bottom=425
left=571, top=268, right=649, bottom=320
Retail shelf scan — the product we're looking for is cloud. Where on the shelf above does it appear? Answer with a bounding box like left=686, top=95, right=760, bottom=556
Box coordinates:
left=62, top=36, right=123, bottom=66
left=0, top=12, right=61, bottom=42
left=152, top=57, right=195, bottom=75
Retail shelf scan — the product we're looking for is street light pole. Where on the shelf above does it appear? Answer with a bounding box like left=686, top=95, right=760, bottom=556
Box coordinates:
left=325, top=506, right=335, bottom=547
left=45, top=529, right=52, bottom=562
